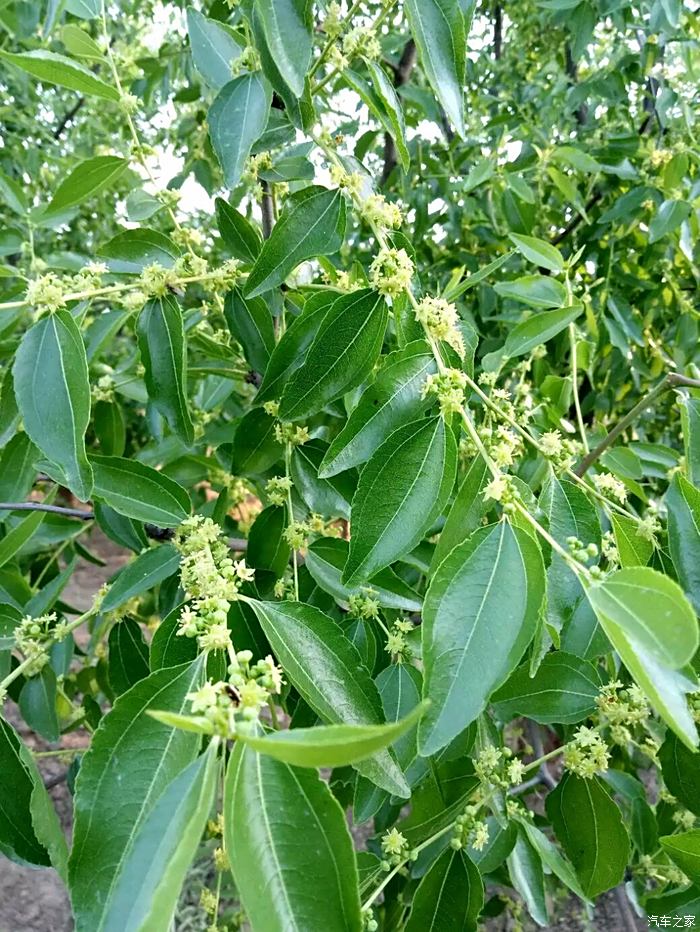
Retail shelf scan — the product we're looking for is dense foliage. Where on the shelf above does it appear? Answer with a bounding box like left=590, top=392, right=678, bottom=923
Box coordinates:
left=1, top=0, right=700, bottom=929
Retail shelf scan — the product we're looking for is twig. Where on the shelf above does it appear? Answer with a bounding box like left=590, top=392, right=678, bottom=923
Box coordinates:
left=493, top=3, right=503, bottom=60
left=574, top=372, right=700, bottom=477
left=0, top=502, right=93, bottom=520
left=613, top=883, right=640, bottom=932
left=53, top=98, right=84, bottom=139
left=261, top=180, right=274, bottom=239
left=0, top=502, right=248, bottom=550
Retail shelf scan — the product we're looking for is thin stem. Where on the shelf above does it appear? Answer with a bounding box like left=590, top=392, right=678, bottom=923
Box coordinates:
left=308, top=0, right=364, bottom=80
left=574, top=372, right=700, bottom=477
left=284, top=443, right=299, bottom=601
left=362, top=821, right=455, bottom=911
left=569, top=322, right=589, bottom=454
left=0, top=502, right=93, bottom=519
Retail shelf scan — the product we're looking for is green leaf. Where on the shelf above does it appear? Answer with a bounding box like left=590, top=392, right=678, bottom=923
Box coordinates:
left=319, top=342, right=436, bottom=478
left=492, top=652, right=603, bottom=725
left=660, top=831, right=700, bottom=885
left=19, top=666, right=59, bottom=742
left=0, top=50, right=119, bottom=100
left=224, top=288, right=275, bottom=372
left=659, top=732, right=700, bottom=816
left=100, top=744, right=219, bottom=932
left=13, top=309, right=93, bottom=501
left=343, top=417, right=457, bottom=586
left=247, top=505, right=291, bottom=576
left=509, top=233, right=565, bottom=272
left=419, top=521, right=545, bottom=755
left=404, top=0, right=466, bottom=137
left=290, top=440, right=355, bottom=519
left=507, top=828, right=548, bottom=926
left=405, top=849, right=483, bottom=932
left=101, top=545, right=180, bottom=614
left=231, top=408, right=283, bottom=475
left=0, top=169, right=28, bottom=215
left=250, top=9, right=315, bottom=131
left=44, top=156, right=128, bottom=217
left=91, top=454, right=191, bottom=527
left=209, top=74, right=271, bottom=189
left=256, top=290, right=337, bottom=403
left=136, top=294, right=195, bottom=444
left=503, top=304, right=583, bottom=359
left=98, top=228, right=180, bottom=273
left=495, top=275, right=569, bottom=309
left=305, top=537, right=422, bottom=612
left=666, top=473, right=700, bottom=614
left=249, top=599, right=409, bottom=797
left=518, top=819, right=589, bottom=903
left=60, top=23, right=104, bottom=59
left=0, top=716, right=66, bottom=871
left=279, top=289, right=388, bottom=421
left=0, top=507, right=50, bottom=570
left=245, top=186, right=346, bottom=297
left=238, top=703, right=426, bottom=768
left=649, top=198, right=691, bottom=243
left=540, top=476, right=601, bottom=642
left=346, top=65, right=410, bottom=172
left=680, top=397, right=700, bottom=486
left=431, top=455, right=489, bottom=570
left=586, top=567, right=699, bottom=748
left=216, top=197, right=262, bottom=263
left=254, top=0, right=312, bottom=98
left=186, top=7, right=243, bottom=89
left=546, top=773, right=630, bottom=898
left=108, top=618, right=150, bottom=696
left=224, top=742, right=362, bottom=932
left=68, top=658, right=205, bottom=932
left=611, top=513, right=653, bottom=567
left=149, top=603, right=196, bottom=671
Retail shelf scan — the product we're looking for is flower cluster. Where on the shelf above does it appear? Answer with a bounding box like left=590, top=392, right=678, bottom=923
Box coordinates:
left=601, top=531, right=619, bottom=566
left=330, top=165, right=364, bottom=199
left=566, top=536, right=599, bottom=564
left=347, top=592, right=379, bottom=620
left=593, top=471, right=627, bottom=503
left=380, top=828, right=415, bottom=869
left=563, top=726, right=610, bottom=778
left=274, top=422, right=310, bottom=446
left=414, top=296, right=465, bottom=358
left=361, top=193, right=402, bottom=231
left=483, top=473, right=520, bottom=513
left=70, top=261, right=108, bottom=293
left=13, top=612, right=61, bottom=677
left=25, top=273, right=67, bottom=311
left=451, top=804, right=490, bottom=852
left=422, top=369, right=468, bottom=417
left=186, top=652, right=284, bottom=734
left=231, top=45, right=261, bottom=77
left=265, top=475, right=293, bottom=507
left=243, top=151, right=272, bottom=185
left=596, top=680, right=651, bottom=747
left=92, top=374, right=115, bottom=403
left=474, top=745, right=524, bottom=788
left=384, top=618, right=413, bottom=662
left=283, top=521, right=310, bottom=551
left=369, top=247, right=414, bottom=298
left=322, top=1, right=343, bottom=37
left=342, top=25, right=381, bottom=62
left=174, top=516, right=254, bottom=650
left=538, top=429, right=579, bottom=471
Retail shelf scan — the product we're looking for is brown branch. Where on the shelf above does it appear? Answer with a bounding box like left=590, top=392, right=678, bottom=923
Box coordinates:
left=381, top=40, right=417, bottom=186
left=564, top=43, right=588, bottom=126
left=53, top=98, right=85, bottom=140
left=260, top=179, right=274, bottom=239
left=574, top=373, right=700, bottom=477
left=493, top=3, right=503, bottom=60
left=551, top=190, right=602, bottom=246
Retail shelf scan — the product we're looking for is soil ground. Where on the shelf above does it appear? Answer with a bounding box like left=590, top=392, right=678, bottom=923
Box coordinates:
left=0, top=530, right=647, bottom=931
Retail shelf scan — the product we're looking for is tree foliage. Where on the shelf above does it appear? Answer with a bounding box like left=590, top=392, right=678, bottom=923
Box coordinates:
left=1, top=0, right=699, bottom=928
